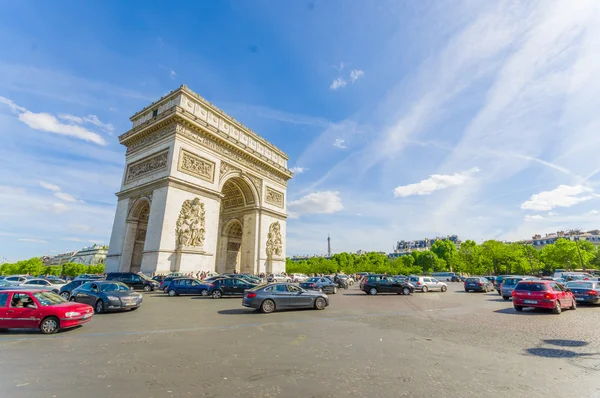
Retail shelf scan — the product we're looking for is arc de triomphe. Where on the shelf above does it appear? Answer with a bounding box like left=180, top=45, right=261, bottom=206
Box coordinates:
left=105, top=85, right=293, bottom=275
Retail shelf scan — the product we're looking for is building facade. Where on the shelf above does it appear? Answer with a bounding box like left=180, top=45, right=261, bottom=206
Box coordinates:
left=105, top=85, right=292, bottom=275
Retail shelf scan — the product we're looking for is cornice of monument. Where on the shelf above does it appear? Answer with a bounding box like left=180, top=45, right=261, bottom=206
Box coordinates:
left=121, top=85, right=292, bottom=168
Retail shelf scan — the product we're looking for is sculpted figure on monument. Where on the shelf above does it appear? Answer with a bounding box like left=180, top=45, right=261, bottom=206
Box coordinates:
left=265, top=221, right=283, bottom=258
left=176, top=197, right=206, bottom=248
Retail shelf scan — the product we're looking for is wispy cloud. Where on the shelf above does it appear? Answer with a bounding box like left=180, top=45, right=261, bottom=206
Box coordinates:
left=18, top=238, right=48, bottom=244
left=333, top=138, right=347, bottom=149
left=329, top=68, right=364, bottom=90
left=58, top=114, right=114, bottom=133
left=38, top=181, right=83, bottom=203
left=524, top=214, right=544, bottom=222
left=587, top=210, right=599, bottom=215
left=394, top=167, right=480, bottom=198
left=170, top=70, right=177, bottom=79
left=330, top=78, right=347, bottom=90
left=288, top=191, right=343, bottom=218
left=0, top=96, right=107, bottom=145
left=521, top=185, right=597, bottom=211
left=289, top=166, right=307, bottom=174
left=349, top=69, right=364, bottom=83
left=39, top=181, right=60, bottom=192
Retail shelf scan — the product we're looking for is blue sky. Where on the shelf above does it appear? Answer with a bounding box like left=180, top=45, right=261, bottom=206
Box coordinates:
left=1, top=1, right=600, bottom=261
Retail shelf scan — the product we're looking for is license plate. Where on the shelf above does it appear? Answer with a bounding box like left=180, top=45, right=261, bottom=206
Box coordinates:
left=576, top=298, right=584, bottom=301
left=468, top=284, right=476, bottom=286
left=523, top=300, right=538, bottom=304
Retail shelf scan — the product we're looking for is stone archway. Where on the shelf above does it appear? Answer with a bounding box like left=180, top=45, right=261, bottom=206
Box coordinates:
left=215, top=176, right=258, bottom=274
left=124, top=199, right=150, bottom=273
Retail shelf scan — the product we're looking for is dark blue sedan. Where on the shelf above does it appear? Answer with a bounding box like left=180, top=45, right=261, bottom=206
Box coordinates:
left=165, top=278, right=212, bottom=296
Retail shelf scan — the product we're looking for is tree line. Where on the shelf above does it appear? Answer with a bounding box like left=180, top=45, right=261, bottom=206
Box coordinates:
left=0, top=257, right=105, bottom=277
left=286, top=238, right=600, bottom=276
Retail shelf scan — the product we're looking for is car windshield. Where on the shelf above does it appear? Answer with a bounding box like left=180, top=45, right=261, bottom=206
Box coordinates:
left=306, top=278, right=320, bottom=283
left=504, top=278, right=522, bottom=286
left=139, top=274, right=152, bottom=281
left=515, top=283, right=548, bottom=292
left=466, top=278, right=479, bottom=282
left=33, top=292, right=67, bottom=306
left=566, top=281, right=595, bottom=289
left=100, top=282, right=130, bottom=292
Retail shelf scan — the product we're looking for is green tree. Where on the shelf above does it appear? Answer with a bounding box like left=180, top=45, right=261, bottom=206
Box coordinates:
left=431, top=239, right=457, bottom=271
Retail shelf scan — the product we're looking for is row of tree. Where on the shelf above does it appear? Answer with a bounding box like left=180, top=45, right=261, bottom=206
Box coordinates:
left=0, top=257, right=105, bottom=277
left=286, top=238, right=600, bottom=276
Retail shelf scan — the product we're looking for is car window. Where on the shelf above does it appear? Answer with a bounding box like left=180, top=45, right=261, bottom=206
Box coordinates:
left=233, top=279, right=246, bottom=285
left=174, top=279, right=185, bottom=286
left=99, top=283, right=119, bottom=292
left=0, top=293, right=9, bottom=307
left=287, top=285, right=301, bottom=292
left=131, top=275, right=142, bottom=282
left=431, top=279, right=439, bottom=283
left=191, top=281, right=200, bottom=286
left=566, top=281, right=594, bottom=289
left=223, top=279, right=233, bottom=286
left=10, top=293, right=35, bottom=308
left=90, top=284, right=99, bottom=290
left=515, top=283, right=548, bottom=292
left=33, top=292, right=67, bottom=306
left=121, top=274, right=133, bottom=282
left=273, top=284, right=288, bottom=292
left=79, top=282, right=93, bottom=291
left=423, top=278, right=431, bottom=282
left=551, top=282, right=565, bottom=292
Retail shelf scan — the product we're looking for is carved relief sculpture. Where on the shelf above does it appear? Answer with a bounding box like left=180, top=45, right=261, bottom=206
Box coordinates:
left=265, top=221, right=283, bottom=258
left=175, top=197, right=206, bottom=249
left=126, top=151, right=169, bottom=183
left=178, top=149, right=215, bottom=182
left=219, top=161, right=238, bottom=179
left=265, top=187, right=284, bottom=208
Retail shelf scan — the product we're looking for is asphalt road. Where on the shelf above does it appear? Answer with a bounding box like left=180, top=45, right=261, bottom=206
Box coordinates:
left=1, top=283, right=600, bottom=398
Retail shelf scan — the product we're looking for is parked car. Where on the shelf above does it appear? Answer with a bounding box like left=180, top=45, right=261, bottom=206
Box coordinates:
left=243, top=283, right=329, bottom=313
left=512, top=280, right=576, bottom=314
left=290, top=273, right=309, bottom=283
left=0, top=290, right=94, bottom=334
left=494, top=275, right=514, bottom=295
left=20, top=278, right=66, bottom=293
left=3, top=275, right=29, bottom=285
left=337, top=274, right=355, bottom=286
left=165, top=278, right=212, bottom=296
left=299, top=277, right=339, bottom=294
left=361, top=274, right=414, bottom=295
left=58, top=279, right=96, bottom=300
left=208, top=277, right=257, bottom=299
left=464, top=277, right=494, bottom=293
left=267, top=274, right=292, bottom=283
left=105, top=272, right=159, bottom=292
left=500, top=277, right=527, bottom=300
left=70, top=281, right=143, bottom=313
left=160, top=275, right=186, bottom=291
left=565, top=281, right=600, bottom=304
left=73, top=274, right=104, bottom=281
left=451, top=275, right=466, bottom=282
left=408, top=276, right=448, bottom=293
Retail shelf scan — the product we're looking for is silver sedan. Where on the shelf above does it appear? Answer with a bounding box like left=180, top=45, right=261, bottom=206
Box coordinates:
left=242, top=283, right=329, bottom=313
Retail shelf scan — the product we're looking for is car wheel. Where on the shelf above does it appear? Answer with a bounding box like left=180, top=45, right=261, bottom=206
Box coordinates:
left=570, top=299, right=577, bottom=311
left=422, top=286, right=429, bottom=293
left=60, top=292, right=70, bottom=300
left=168, top=289, right=177, bottom=297
left=503, top=296, right=510, bottom=300
left=163, top=287, right=169, bottom=293
left=261, top=299, right=275, bottom=313
left=200, top=289, right=208, bottom=296
left=333, top=286, right=338, bottom=294
left=552, top=300, right=562, bottom=314
left=212, top=290, right=222, bottom=299
left=143, top=285, right=151, bottom=292
left=369, top=288, right=377, bottom=296
left=314, top=297, right=326, bottom=310
left=514, top=305, right=523, bottom=312
left=402, top=287, right=411, bottom=295
left=69, top=296, right=76, bottom=302
left=95, top=300, right=105, bottom=314
left=441, top=285, right=447, bottom=292
left=39, top=316, right=59, bottom=334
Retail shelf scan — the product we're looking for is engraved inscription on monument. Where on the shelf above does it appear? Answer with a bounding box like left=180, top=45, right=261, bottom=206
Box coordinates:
left=177, top=149, right=215, bottom=183
left=125, top=150, right=169, bottom=183
left=265, top=187, right=284, bottom=208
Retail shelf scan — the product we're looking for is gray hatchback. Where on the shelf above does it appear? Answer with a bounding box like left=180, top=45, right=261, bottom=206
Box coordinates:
left=242, top=283, right=329, bottom=313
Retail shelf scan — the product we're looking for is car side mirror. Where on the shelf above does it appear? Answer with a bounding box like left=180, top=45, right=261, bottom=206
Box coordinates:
left=91, top=288, right=98, bottom=293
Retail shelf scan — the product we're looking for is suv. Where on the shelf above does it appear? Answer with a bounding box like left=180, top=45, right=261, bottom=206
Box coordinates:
left=105, top=272, right=159, bottom=291
left=361, top=274, right=414, bottom=295
left=408, top=276, right=448, bottom=293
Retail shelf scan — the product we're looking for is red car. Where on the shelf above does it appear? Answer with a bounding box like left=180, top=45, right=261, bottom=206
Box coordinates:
left=0, top=290, right=94, bottom=334
left=512, top=280, right=576, bottom=314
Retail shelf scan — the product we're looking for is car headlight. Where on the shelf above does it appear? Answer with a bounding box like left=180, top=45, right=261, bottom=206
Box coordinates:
left=107, top=295, right=119, bottom=301
left=65, top=311, right=81, bottom=317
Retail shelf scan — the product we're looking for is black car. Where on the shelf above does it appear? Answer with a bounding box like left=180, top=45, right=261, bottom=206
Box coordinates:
left=464, top=277, right=494, bottom=292
left=59, top=279, right=97, bottom=300
left=361, top=274, right=414, bottom=295
left=299, top=277, right=339, bottom=294
left=70, top=281, right=143, bottom=313
left=208, top=277, right=257, bottom=299
left=105, top=272, right=159, bottom=292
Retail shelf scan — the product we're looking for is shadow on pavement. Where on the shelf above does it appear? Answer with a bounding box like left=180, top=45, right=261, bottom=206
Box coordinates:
left=217, top=309, right=256, bottom=315
left=493, top=307, right=551, bottom=315
left=0, top=325, right=84, bottom=335
left=486, top=298, right=510, bottom=302
left=525, top=347, right=597, bottom=359
left=543, top=339, right=588, bottom=347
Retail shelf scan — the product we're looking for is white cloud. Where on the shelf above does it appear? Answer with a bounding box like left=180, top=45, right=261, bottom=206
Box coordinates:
left=51, top=203, right=69, bottom=214
left=393, top=167, right=480, bottom=198
left=58, top=114, right=114, bottom=133
left=39, top=181, right=61, bottom=192
left=54, top=192, right=80, bottom=202
left=520, top=185, right=597, bottom=211
left=333, top=138, right=347, bottom=149
left=170, top=70, right=177, bottom=79
left=587, top=210, right=599, bottom=215
left=349, top=69, right=365, bottom=83
left=0, top=96, right=107, bottom=145
left=288, top=191, right=344, bottom=218
left=330, top=78, right=348, bottom=90
left=333, top=62, right=345, bottom=71
left=62, top=237, right=87, bottom=242
left=289, top=166, right=307, bottom=174
left=525, top=214, right=544, bottom=222
left=547, top=211, right=559, bottom=216
left=18, top=238, right=47, bottom=244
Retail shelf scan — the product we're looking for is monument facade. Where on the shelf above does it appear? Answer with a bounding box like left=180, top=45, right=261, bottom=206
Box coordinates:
left=105, top=85, right=293, bottom=275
